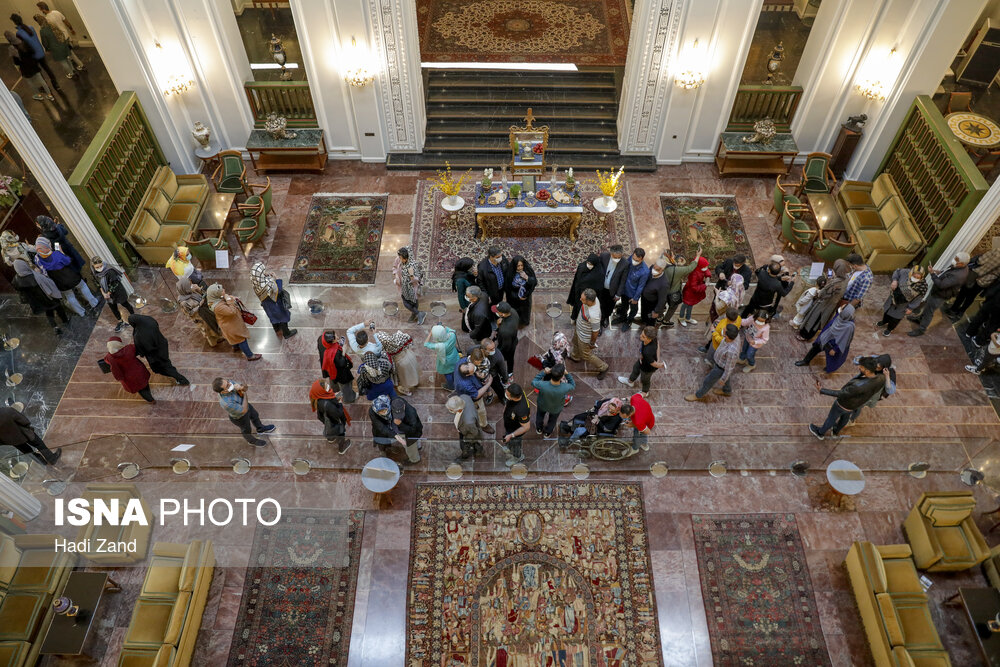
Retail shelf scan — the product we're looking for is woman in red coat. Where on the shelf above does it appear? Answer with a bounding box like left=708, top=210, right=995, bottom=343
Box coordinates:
left=678, top=256, right=711, bottom=326
left=105, top=336, right=154, bottom=403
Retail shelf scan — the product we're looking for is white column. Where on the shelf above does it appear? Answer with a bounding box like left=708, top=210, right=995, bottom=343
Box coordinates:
left=933, top=180, right=1000, bottom=270
left=0, top=473, right=41, bottom=522
left=0, top=85, right=122, bottom=270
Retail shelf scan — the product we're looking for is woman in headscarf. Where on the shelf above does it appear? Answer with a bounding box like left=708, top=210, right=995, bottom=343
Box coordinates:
left=712, top=272, right=745, bottom=317
left=505, top=255, right=537, bottom=326
left=797, top=259, right=850, bottom=341
left=539, top=331, right=574, bottom=407
left=495, top=302, right=520, bottom=369
left=877, top=266, right=927, bottom=337
left=206, top=283, right=261, bottom=361
left=1, top=229, right=34, bottom=267
left=678, top=256, right=711, bottom=326
left=393, top=247, right=425, bottom=324
left=165, top=247, right=203, bottom=288
left=250, top=262, right=296, bottom=339
left=451, top=258, right=477, bottom=312
left=104, top=335, right=154, bottom=403
left=34, top=235, right=97, bottom=316
left=177, top=279, right=222, bottom=346
left=374, top=328, right=419, bottom=395
left=35, top=215, right=83, bottom=270
left=127, top=313, right=189, bottom=385
left=567, top=253, right=604, bottom=321
left=795, top=304, right=856, bottom=373
left=91, top=256, right=132, bottom=332
left=424, top=324, right=459, bottom=390
left=317, top=329, right=356, bottom=402
left=355, top=351, right=396, bottom=400
left=11, top=258, right=67, bottom=334
left=309, top=377, right=351, bottom=454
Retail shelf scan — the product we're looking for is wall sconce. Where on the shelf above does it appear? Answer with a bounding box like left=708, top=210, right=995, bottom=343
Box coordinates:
left=855, top=48, right=898, bottom=102
left=343, top=37, right=375, bottom=88
left=674, top=40, right=707, bottom=90
left=154, top=42, right=194, bottom=97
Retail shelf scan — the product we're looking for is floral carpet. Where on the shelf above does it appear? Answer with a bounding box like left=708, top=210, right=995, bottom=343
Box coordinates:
left=227, top=509, right=365, bottom=666
left=660, top=194, right=755, bottom=270
left=416, top=0, right=632, bottom=65
left=289, top=193, right=386, bottom=285
left=691, top=514, right=831, bottom=666
left=406, top=482, right=662, bottom=666
left=412, top=180, right=637, bottom=291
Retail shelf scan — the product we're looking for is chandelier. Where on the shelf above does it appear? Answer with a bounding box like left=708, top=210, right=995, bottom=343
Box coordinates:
left=343, top=37, right=375, bottom=88
left=674, top=39, right=706, bottom=90
left=163, top=71, right=194, bottom=96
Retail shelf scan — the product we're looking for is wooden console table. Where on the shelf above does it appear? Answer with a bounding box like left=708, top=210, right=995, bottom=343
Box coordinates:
left=715, top=131, right=798, bottom=177
left=245, top=128, right=328, bottom=173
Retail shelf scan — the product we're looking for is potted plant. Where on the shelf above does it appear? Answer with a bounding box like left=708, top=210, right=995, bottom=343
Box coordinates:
left=430, top=162, right=472, bottom=210
left=509, top=184, right=522, bottom=200
left=565, top=167, right=576, bottom=191
left=592, top=166, right=624, bottom=209
left=0, top=176, right=23, bottom=209
left=481, top=168, right=493, bottom=191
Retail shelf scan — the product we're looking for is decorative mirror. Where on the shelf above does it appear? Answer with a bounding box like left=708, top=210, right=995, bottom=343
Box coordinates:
left=509, top=108, right=549, bottom=178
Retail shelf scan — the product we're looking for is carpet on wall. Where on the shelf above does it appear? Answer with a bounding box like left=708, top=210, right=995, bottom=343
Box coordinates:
left=288, top=193, right=386, bottom=286
left=416, top=0, right=632, bottom=65
left=406, top=482, right=662, bottom=666
left=226, top=509, right=365, bottom=666
left=691, top=513, right=831, bottom=666
left=660, top=194, right=755, bottom=271
left=412, top=180, right=637, bottom=291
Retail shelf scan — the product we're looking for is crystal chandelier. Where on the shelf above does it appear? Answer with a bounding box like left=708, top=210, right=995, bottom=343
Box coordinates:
left=343, top=37, right=375, bottom=88
left=163, top=71, right=194, bottom=96
left=674, top=39, right=706, bottom=90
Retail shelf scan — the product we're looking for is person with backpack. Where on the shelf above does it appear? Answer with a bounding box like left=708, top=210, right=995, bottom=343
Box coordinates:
left=250, top=262, right=297, bottom=339
left=34, top=236, right=98, bottom=316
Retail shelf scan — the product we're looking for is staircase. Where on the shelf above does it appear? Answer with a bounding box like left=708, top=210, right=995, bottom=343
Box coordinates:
left=386, top=69, right=656, bottom=171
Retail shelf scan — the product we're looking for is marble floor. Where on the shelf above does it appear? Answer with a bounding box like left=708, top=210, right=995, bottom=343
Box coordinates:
left=17, top=161, right=1000, bottom=666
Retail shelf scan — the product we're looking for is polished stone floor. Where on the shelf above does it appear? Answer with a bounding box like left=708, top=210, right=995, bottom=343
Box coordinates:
left=20, top=162, right=1000, bottom=667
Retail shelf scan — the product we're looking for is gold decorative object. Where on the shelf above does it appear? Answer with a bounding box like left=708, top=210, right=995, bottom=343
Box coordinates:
left=592, top=166, right=625, bottom=198
left=509, top=108, right=549, bottom=178
left=764, top=41, right=785, bottom=85
left=742, top=118, right=777, bottom=145
left=674, top=39, right=706, bottom=90
left=429, top=162, right=472, bottom=198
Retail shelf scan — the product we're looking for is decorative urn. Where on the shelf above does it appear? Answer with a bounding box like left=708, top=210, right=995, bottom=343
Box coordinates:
left=191, top=122, right=211, bottom=148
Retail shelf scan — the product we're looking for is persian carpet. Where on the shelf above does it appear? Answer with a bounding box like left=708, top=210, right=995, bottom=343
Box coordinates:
left=412, top=180, right=637, bottom=291
left=416, top=0, right=632, bottom=65
left=691, top=514, right=831, bottom=666
left=226, top=509, right=365, bottom=666
left=289, top=193, right=386, bottom=285
left=406, top=482, right=662, bottom=666
left=660, top=194, right=755, bottom=270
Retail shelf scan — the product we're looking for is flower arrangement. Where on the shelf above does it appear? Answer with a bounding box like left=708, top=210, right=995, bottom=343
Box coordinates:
left=593, top=166, right=624, bottom=198
left=481, top=168, right=493, bottom=190
left=429, top=162, right=472, bottom=198
left=565, top=167, right=576, bottom=189
left=0, top=176, right=23, bottom=208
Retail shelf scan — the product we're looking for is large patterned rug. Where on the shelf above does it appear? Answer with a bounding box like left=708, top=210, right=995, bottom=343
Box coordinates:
left=691, top=514, right=831, bottom=666
left=407, top=482, right=662, bottom=665
left=416, top=0, right=632, bottom=65
left=289, top=193, right=386, bottom=285
left=660, top=194, right=755, bottom=270
left=227, top=509, right=365, bottom=666
left=412, top=180, right=637, bottom=291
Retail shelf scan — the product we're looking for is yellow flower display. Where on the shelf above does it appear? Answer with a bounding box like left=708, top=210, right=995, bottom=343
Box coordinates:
left=593, top=166, right=624, bottom=198
left=429, top=162, right=472, bottom=198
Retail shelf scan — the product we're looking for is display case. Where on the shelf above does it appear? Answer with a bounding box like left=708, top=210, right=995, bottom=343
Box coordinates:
left=509, top=108, right=549, bottom=178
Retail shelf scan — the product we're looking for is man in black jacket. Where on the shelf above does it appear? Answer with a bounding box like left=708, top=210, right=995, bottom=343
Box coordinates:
left=476, top=246, right=509, bottom=307
left=598, top=244, right=628, bottom=330
left=639, top=259, right=670, bottom=325
left=742, top=261, right=794, bottom=318
left=908, top=252, right=971, bottom=337
left=965, top=280, right=1000, bottom=346
left=809, top=357, right=885, bottom=439
left=462, top=286, right=493, bottom=342
left=714, top=253, right=753, bottom=291
left=0, top=406, right=61, bottom=464
left=369, top=395, right=422, bottom=464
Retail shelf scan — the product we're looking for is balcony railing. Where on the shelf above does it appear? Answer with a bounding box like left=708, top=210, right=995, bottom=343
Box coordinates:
left=244, top=81, right=317, bottom=128
left=726, top=85, right=803, bottom=133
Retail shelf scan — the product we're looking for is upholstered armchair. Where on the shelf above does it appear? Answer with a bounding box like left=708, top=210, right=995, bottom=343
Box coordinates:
left=235, top=196, right=267, bottom=256
left=75, top=483, right=153, bottom=564
left=780, top=200, right=816, bottom=252
left=771, top=175, right=801, bottom=223
left=799, top=152, right=836, bottom=195
left=246, top=177, right=276, bottom=218
left=812, top=236, right=855, bottom=263
left=903, top=491, right=989, bottom=572
left=211, top=150, right=247, bottom=195
left=185, top=234, right=229, bottom=264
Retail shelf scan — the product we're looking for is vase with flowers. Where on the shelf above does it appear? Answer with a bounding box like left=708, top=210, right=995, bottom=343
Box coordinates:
left=0, top=176, right=23, bottom=209
left=592, top=166, right=624, bottom=210
left=430, top=162, right=472, bottom=210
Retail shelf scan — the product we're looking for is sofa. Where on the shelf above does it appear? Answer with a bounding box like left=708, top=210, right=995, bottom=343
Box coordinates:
left=125, top=166, right=209, bottom=265
left=835, top=173, right=925, bottom=272
left=0, top=533, right=76, bottom=667
left=117, top=540, right=215, bottom=667
left=74, top=483, right=153, bottom=565
left=903, top=491, right=989, bottom=572
left=844, top=541, right=951, bottom=667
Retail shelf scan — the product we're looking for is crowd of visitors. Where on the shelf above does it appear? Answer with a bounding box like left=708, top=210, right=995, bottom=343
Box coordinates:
left=6, top=4, right=86, bottom=104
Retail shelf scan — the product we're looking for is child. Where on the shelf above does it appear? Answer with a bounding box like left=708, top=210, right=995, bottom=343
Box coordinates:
left=790, top=275, right=827, bottom=328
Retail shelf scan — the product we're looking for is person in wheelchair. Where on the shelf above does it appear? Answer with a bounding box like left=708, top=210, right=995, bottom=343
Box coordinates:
left=557, top=397, right=624, bottom=449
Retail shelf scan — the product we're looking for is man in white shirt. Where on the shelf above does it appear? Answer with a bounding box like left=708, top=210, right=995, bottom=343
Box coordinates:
left=568, top=288, right=608, bottom=379
left=36, top=2, right=84, bottom=70
left=346, top=321, right=383, bottom=356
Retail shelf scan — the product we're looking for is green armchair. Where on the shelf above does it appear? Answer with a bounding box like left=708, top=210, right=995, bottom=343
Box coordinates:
left=185, top=235, right=229, bottom=264
left=235, top=196, right=267, bottom=256
left=780, top=200, right=816, bottom=252
left=211, top=150, right=247, bottom=195
left=246, top=177, right=275, bottom=218
left=812, top=236, right=855, bottom=263
left=771, top=175, right=800, bottom=224
left=903, top=491, right=989, bottom=572
left=799, top=152, right=836, bottom=195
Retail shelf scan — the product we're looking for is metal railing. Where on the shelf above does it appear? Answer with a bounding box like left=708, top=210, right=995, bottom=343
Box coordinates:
left=244, top=81, right=317, bottom=128
left=726, top=85, right=803, bottom=133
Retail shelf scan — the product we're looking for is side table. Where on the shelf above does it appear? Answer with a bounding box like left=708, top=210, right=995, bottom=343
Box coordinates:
left=361, top=457, right=401, bottom=510
left=194, top=141, right=222, bottom=175
left=825, top=459, right=865, bottom=510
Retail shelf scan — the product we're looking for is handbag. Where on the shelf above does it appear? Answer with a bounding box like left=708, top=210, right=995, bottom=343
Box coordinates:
left=235, top=298, right=257, bottom=325
left=97, top=358, right=111, bottom=374
left=665, top=266, right=682, bottom=306
left=279, top=289, right=292, bottom=311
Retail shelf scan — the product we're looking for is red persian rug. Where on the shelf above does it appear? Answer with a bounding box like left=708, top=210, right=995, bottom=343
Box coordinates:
left=289, top=193, right=386, bottom=285
left=660, top=194, right=755, bottom=270
left=226, top=509, right=365, bottom=666
left=416, top=0, right=633, bottom=65
left=406, top=482, right=662, bottom=666
left=691, top=513, right=831, bottom=666
left=411, top=179, right=636, bottom=291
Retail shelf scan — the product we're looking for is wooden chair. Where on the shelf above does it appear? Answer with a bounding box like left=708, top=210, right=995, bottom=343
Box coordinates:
left=771, top=175, right=802, bottom=222
left=780, top=200, right=816, bottom=252
left=211, top=150, right=248, bottom=196
left=812, top=236, right=855, bottom=263
left=947, top=91, right=973, bottom=114
left=798, top=152, right=836, bottom=196
left=186, top=234, right=229, bottom=265
left=234, top=196, right=267, bottom=256
left=246, top=177, right=276, bottom=217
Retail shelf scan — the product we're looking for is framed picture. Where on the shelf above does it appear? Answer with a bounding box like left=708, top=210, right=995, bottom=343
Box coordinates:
left=522, top=174, right=536, bottom=193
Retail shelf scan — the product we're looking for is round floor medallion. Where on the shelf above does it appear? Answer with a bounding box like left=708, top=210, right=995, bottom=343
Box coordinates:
left=291, top=458, right=312, bottom=475
left=709, top=460, right=728, bottom=477
left=445, top=463, right=463, bottom=480
left=572, top=463, right=590, bottom=479
left=947, top=112, right=1000, bottom=147
left=118, top=462, right=140, bottom=479
left=650, top=461, right=669, bottom=478
left=510, top=462, right=528, bottom=479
